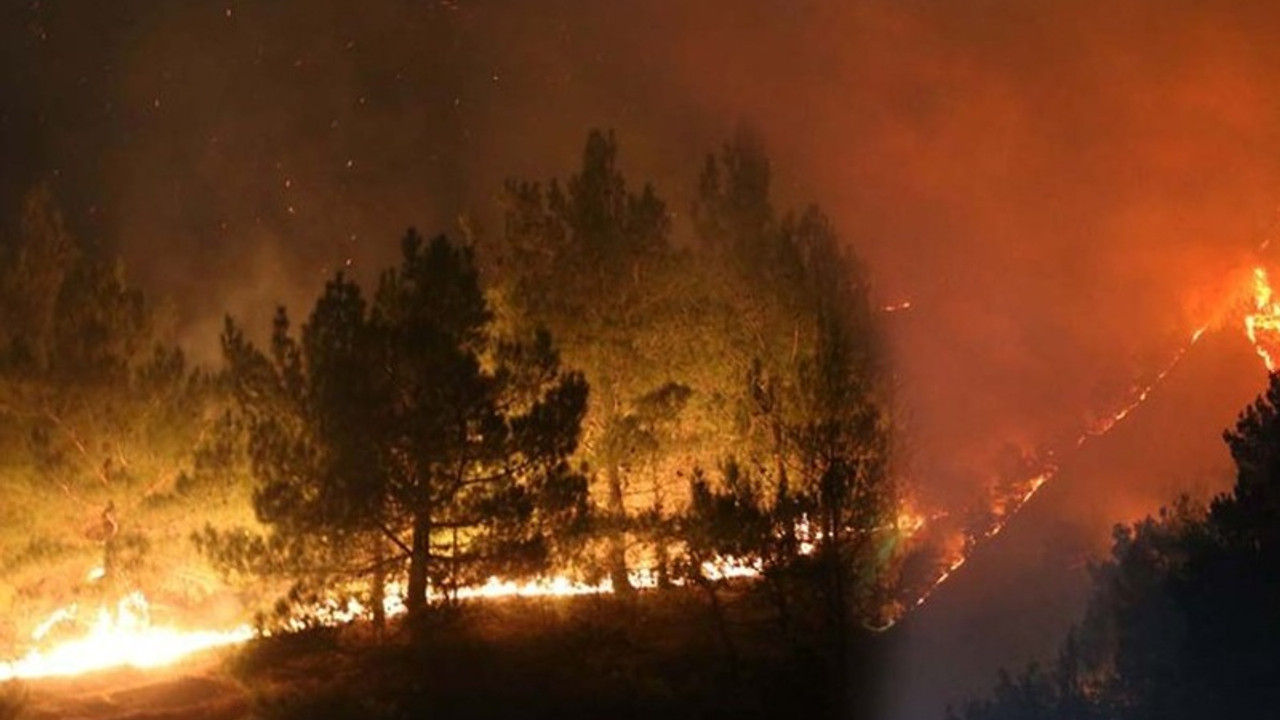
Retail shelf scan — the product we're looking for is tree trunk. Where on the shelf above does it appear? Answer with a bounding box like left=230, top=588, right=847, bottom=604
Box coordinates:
left=371, top=538, right=386, bottom=636
left=821, top=498, right=850, bottom=684
left=768, top=571, right=796, bottom=651
left=407, top=511, right=431, bottom=615
left=655, top=537, right=672, bottom=590
left=771, top=420, right=788, bottom=506
left=653, top=490, right=671, bottom=590
left=606, top=462, right=633, bottom=594
left=698, top=574, right=738, bottom=675
left=449, top=526, right=460, bottom=606
left=824, top=492, right=848, bottom=645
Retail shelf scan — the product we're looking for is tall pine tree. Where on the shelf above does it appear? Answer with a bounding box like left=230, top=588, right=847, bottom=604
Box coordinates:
left=218, top=230, right=589, bottom=620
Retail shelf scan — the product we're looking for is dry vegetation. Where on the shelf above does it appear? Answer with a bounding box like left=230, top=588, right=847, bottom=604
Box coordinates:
left=230, top=585, right=881, bottom=720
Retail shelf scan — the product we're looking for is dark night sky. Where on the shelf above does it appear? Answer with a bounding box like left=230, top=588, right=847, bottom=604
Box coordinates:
left=7, top=1, right=1280, bottom=716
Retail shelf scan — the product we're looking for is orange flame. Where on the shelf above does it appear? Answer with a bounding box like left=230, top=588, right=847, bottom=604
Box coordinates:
left=1245, top=266, right=1280, bottom=372
left=1, top=556, right=773, bottom=680
left=0, top=592, right=253, bottom=681
left=889, top=262, right=1280, bottom=628
left=895, top=510, right=927, bottom=536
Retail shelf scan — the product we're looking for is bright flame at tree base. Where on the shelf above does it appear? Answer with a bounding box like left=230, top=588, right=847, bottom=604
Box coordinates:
left=0, top=556, right=772, bottom=682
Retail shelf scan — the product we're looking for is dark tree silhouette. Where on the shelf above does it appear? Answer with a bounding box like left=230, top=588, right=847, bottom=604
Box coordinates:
left=216, top=230, right=589, bottom=620
left=957, top=371, right=1280, bottom=720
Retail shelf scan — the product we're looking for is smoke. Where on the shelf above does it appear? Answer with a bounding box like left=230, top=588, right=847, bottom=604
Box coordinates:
left=8, top=0, right=1280, bottom=715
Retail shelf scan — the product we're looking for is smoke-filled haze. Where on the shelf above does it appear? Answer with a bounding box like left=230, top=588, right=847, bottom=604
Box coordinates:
left=6, top=1, right=1280, bottom=716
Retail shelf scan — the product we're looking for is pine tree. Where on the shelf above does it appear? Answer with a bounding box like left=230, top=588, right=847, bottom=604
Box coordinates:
left=497, top=130, right=683, bottom=592
left=218, top=230, right=589, bottom=620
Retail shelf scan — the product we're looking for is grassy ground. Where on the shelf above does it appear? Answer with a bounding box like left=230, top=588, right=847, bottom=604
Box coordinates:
left=15, top=655, right=248, bottom=720
left=233, top=585, right=883, bottom=720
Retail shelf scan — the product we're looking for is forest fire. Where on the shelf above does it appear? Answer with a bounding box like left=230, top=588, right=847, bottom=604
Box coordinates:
left=2, top=510, right=930, bottom=680
left=1245, top=266, right=1280, bottom=371
left=0, top=556, right=774, bottom=681
left=7, top=261, right=1277, bottom=678
left=12, top=3, right=1280, bottom=718
left=880, top=321, right=1215, bottom=624
left=0, top=582, right=596, bottom=680
left=889, top=261, right=1280, bottom=627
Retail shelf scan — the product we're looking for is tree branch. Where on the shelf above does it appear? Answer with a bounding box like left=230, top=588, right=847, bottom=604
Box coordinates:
left=378, top=523, right=413, bottom=557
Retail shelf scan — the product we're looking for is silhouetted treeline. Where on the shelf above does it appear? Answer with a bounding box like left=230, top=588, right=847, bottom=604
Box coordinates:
left=954, top=372, right=1280, bottom=720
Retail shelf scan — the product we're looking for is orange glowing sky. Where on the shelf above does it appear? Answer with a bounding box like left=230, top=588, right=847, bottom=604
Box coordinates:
left=9, top=2, right=1280, bottom=716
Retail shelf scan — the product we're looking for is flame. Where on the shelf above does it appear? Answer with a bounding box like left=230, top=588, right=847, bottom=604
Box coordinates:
left=0, top=593, right=253, bottom=681
left=1245, top=266, right=1280, bottom=372
left=886, top=262, right=1280, bottom=628
left=882, top=316, right=1218, bottom=628
left=895, top=510, right=926, bottom=536
left=1, top=554, right=773, bottom=680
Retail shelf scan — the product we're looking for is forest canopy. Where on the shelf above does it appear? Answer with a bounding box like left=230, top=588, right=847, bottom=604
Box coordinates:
left=0, top=129, right=905, bottom=656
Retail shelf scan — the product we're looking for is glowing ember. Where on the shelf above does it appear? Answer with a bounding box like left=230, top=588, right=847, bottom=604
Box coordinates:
left=895, top=510, right=926, bottom=536
left=0, top=592, right=253, bottom=681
